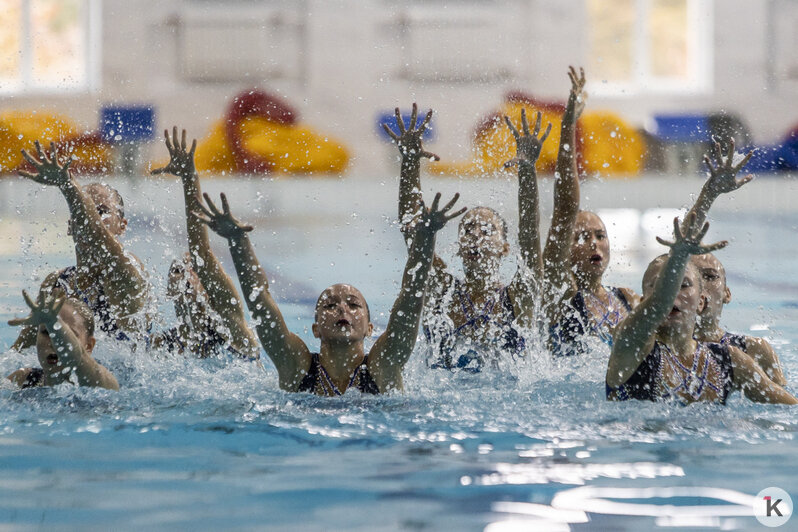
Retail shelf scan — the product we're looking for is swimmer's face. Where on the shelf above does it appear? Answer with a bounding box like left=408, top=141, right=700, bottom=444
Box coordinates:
left=69, top=184, right=127, bottom=237
left=167, top=256, right=203, bottom=299
left=36, top=301, right=95, bottom=376
left=457, top=208, right=510, bottom=269
left=570, top=211, right=610, bottom=279
left=692, top=253, right=731, bottom=322
left=643, top=259, right=704, bottom=333
left=312, top=284, right=373, bottom=344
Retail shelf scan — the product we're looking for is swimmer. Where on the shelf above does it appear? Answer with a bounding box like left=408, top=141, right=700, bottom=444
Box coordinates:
left=7, top=291, right=119, bottom=390
left=692, top=252, right=786, bottom=385
left=11, top=141, right=149, bottom=349
left=194, top=190, right=464, bottom=394
left=150, top=127, right=260, bottom=359
left=607, top=215, right=795, bottom=404
left=383, top=69, right=586, bottom=369
left=147, top=254, right=236, bottom=358
left=549, top=136, right=753, bottom=357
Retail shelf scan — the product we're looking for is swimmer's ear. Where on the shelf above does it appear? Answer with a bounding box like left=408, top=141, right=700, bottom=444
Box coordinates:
left=724, top=286, right=731, bottom=304
left=502, top=241, right=510, bottom=257
left=121, top=217, right=128, bottom=233
left=698, top=294, right=708, bottom=314
left=86, top=336, right=96, bottom=353
left=367, top=322, right=374, bottom=337
left=311, top=323, right=320, bottom=339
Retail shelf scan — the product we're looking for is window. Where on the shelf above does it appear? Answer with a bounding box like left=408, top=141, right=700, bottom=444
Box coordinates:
left=587, top=0, right=711, bottom=95
left=0, top=0, right=100, bottom=93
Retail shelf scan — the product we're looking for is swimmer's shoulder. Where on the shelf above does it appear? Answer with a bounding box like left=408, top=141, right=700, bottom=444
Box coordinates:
left=6, top=367, right=42, bottom=389
left=616, top=287, right=640, bottom=309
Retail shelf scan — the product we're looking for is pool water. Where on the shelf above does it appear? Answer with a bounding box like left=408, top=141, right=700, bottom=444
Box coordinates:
left=1, top=175, right=797, bottom=531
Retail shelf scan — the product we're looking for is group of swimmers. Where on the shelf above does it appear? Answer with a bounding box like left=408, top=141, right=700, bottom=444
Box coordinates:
left=5, top=67, right=796, bottom=405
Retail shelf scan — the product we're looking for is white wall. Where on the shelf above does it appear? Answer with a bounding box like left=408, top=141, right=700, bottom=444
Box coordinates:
left=3, top=0, right=796, bottom=175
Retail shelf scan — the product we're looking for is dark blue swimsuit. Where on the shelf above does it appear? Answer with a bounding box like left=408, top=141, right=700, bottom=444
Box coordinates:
left=550, top=287, right=632, bottom=357
left=425, top=280, right=525, bottom=372
left=606, top=341, right=735, bottom=404
left=297, top=353, right=380, bottom=395
left=53, top=266, right=133, bottom=342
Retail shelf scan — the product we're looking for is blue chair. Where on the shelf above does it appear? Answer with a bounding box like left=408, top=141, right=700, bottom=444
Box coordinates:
left=99, top=106, right=156, bottom=175
left=376, top=111, right=435, bottom=142
left=100, top=106, right=155, bottom=143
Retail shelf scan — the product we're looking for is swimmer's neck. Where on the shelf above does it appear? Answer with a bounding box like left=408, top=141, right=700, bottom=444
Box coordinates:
left=462, top=264, right=502, bottom=294
left=575, top=272, right=605, bottom=297
left=318, top=341, right=366, bottom=391
left=694, top=316, right=725, bottom=343
left=656, top=327, right=697, bottom=359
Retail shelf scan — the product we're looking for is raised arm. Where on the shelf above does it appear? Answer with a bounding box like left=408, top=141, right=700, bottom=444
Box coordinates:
left=383, top=104, right=439, bottom=234
left=607, top=216, right=727, bottom=387
left=368, top=192, right=466, bottom=392
left=682, top=137, right=753, bottom=234
left=152, top=127, right=259, bottom=357
left=194, top=193, right=309, bottom=389
left=9, top=290, right=118, bottom=390
left=542, top=67, right=587, bottom=294
left=20, top=142, right=147, bottom=320
left=504, top=109, right=552, bottom=285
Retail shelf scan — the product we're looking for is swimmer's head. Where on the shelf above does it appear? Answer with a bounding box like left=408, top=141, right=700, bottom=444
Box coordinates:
left=570, top=211, right=610, bottom=282
left=692, top=253, right=731, bottom=324
left=167, top=254, right=204, bottom=299
left=642, top=254, right=705, bottom=334
left=69, top=183, right=127, bottom=237
left=457, top=207, right=510, bottom=271
left=312, top=284, right=373, bottom=344
left=36, top=297, right=96, bottom=374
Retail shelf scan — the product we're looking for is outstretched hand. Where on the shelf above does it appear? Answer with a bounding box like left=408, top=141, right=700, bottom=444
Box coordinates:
left=193, top=192, right=253, bottom=240
left=19, top=141, right=72, bottom=188
left=565, top=65, right=587, bottom=122
left=8, top=289, right=64, bottom=328
left=703, top=137, right=754, bottom=196
left=415, top=192, right=467, bottom=235
left=382, top=103, right=439, bottom=162
left=656, top=214, right=727, bottom=256
left=504, top=109, right=552, bottom=169
left=151, top=126, right=197, bottom=178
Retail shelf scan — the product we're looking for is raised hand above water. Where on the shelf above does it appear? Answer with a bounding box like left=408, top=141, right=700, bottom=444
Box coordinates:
left=19, top=141, right=72, bottom=188
left=194, top=192, right=254, bottom=240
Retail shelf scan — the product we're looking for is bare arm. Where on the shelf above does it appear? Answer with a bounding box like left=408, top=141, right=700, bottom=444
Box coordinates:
left=682, top=138, right=753, bottom=234
left=504, top=109, right=552, bottom=285
left=542, top=67, right=587, bottom=295
left=20, top=142, right=147, bottom=321
left=608, top=217, right=727, bottom=387
left=9, top=290, right=118, bottom=390
left=384, top=104, right=453, bottom=294
left=729, top=346, right=796, bottom=404
left=152, top=127, right=259, bottom=357
left=745, top=336, right=787, bottom=386
left=368, top=193, right=466, bottom=392
left=195, top=193, right=310, bottom=390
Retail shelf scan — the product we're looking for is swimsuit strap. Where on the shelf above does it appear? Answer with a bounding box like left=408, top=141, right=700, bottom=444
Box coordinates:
left=583, top=288, right=626, bottom=332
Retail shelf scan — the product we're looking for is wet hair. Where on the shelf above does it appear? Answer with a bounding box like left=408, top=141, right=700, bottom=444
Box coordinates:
left=459, top=206, right=509, bottom=241
left=643, top=254, right=703, bottom=293
left=61, top=297, right=95, bottom=339
left=85, top=182, right=125, bottom=220
left=314, top=287, right=371, bottom=323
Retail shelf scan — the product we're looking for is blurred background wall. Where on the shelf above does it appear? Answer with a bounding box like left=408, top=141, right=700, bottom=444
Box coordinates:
left=2, top=0, right=797, bottom=175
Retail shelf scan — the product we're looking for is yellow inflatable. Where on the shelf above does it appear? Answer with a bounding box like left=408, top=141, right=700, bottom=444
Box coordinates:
left=0, top=110, right=112, bottom=175
left=429, top=93, right=645, bottom=178
left=187, top=89, right=350, bottom=176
